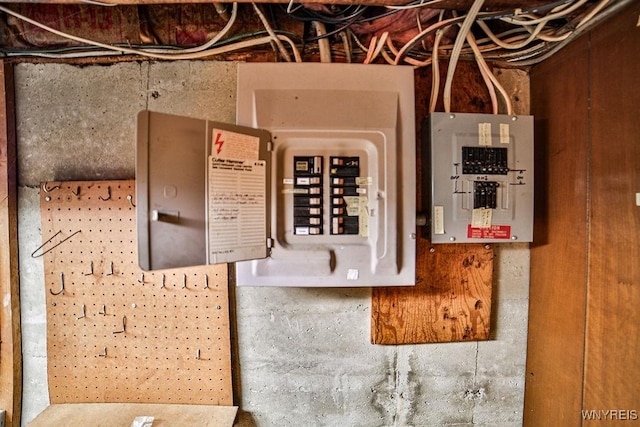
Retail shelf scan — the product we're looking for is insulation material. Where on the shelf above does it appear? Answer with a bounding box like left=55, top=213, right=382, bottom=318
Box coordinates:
left=0, top=4, right=231, bottom=48
left=40, top=180, right=232, bottom=405
left=0, top=4, right=142, bottom=48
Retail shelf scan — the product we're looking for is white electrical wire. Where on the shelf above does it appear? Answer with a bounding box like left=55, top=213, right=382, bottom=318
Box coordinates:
left=145, top=2, right=238, bottom=55
left=481, top=0, right=609, bottom=47
left=314, top=21, right=332, bottom=63
left=78, top=0, right=119, bottom=6
left=477, top=19, right=549, bottom=50
left=364, top=32, right=388, bottom=64
left=387, top=38, right=432, bottom=67
left=442, top=0, right=485, bottom=113
left=253, top=3, right=293, bottom=62
left=394, top=15, right=461, bottom=65
left=385, top=0, right=444, bottom=11
left=502, top=0, right=589, bottom=26
left=5, top=35, right=302, bottom=61
left=576, top=0, right=610, bottom=28
left=466, top=32, right=503, bottom=114
left=429, top=29, right=444, bottom=113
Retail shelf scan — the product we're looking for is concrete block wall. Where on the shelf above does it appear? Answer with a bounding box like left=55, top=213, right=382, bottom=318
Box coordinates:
left=15, top=62, right=529, bottom=426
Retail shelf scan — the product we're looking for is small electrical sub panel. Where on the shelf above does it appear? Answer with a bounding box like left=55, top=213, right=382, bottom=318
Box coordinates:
left=425, top=112, right=534, bottom=244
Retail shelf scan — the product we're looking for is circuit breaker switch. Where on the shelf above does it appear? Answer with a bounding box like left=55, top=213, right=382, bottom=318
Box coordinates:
left=473, top=181, right=499, bottom=209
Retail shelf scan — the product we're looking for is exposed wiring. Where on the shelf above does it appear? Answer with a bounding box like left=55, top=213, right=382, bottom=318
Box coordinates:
left=443, top=0, right=485, bottom=113
left=253, top=3, right=293, bottom=62
left=3, top=35, right=302, bottom=61
left=0, top=0, right=624, bottom=80
left=0, top=3, right=301, bottom=61
left=501, top=0, right=589, bottom=26
left=148, top=2, right=239, bottom=55
left=394, top=15, right=463, bottom=65
left=466, top=32, right=507, bottom=115
left=505, top=0, right=633, bottom=66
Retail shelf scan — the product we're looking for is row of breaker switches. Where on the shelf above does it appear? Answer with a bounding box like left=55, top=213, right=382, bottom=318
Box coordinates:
left=462, top=146, right=509, bottom=175
left=293, top=156, right=323, bottom=235
left=330, top=156, right=360, bottom=235
left=292, top=155, right=361, bottom=236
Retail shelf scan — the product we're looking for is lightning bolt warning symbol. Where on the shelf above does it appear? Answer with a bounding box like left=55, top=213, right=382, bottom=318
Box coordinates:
left=214, top=132, right=225, bottom=155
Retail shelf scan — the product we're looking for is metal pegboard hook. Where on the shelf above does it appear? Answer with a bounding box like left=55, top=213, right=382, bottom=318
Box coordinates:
left=31, top=230, right=81, bottom=258
left=113, top=315, right=127, bottom=334
left=98, top=186, right=111, bottom=201
left=42, top=182, right=60, bottom=193
left=50, top=272, right=65, bottom=296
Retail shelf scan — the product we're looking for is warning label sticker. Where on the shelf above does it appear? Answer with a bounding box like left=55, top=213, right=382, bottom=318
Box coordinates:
left=212, top=128, right=259, bottom=160
left=467, top=224, right=511, bottom=239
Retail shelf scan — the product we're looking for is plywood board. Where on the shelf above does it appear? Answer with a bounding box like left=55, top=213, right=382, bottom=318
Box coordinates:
left=371, top=241, right=493, bottom=344
left=39, top=180, right=232, bottom=405
left=29, top=403, right=237, bottom=427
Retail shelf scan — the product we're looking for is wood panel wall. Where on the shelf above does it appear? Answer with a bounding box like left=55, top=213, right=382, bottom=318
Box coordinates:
left=525, top=2, right=640, bottom=425
left=0, top=62, right=21, bottom=427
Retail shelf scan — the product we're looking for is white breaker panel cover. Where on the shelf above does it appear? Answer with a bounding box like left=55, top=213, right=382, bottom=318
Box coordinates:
left=136, top=63, right=416, bottom=287
left=426, top=112, right=533, bottom=244
left=235, top=63, right=416, bottom=287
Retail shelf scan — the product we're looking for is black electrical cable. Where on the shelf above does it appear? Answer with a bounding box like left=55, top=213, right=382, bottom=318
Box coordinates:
left=303, top=6, right=369, bottom=42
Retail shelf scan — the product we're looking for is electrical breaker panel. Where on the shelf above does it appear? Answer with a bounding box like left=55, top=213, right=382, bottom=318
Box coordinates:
left=426, top=112, right=533, bottom=243
left=136, top=63, right=416, bottom=287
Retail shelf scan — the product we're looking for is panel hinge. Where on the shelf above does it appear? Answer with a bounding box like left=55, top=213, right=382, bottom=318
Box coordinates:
left=266, top=238, right=274, bottom=248
left=267, top=141, right=273, bottom=151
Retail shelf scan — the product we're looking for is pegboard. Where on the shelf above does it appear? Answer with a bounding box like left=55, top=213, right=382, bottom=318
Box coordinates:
left=38, top=180, right=232, bottom=405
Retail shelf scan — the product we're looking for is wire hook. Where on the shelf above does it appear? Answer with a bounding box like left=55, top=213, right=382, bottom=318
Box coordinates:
left=31, top=230, right=81, bottom=258
left=42, top=182, right=60, bottom=193
left=127, top=194, right=136, bottom=208
left=113, top=315, right=127, bottom=334
left=98, top=186, right=111, bottom=201
left=77, top=304, right=86, bottom=319
left=84, top=261, right=93, bottom=276
left=50, top=272, right=65, bottom=295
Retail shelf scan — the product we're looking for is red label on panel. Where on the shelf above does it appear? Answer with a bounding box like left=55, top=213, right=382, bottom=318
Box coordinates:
left=467, top=224, right=511, bottom=239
